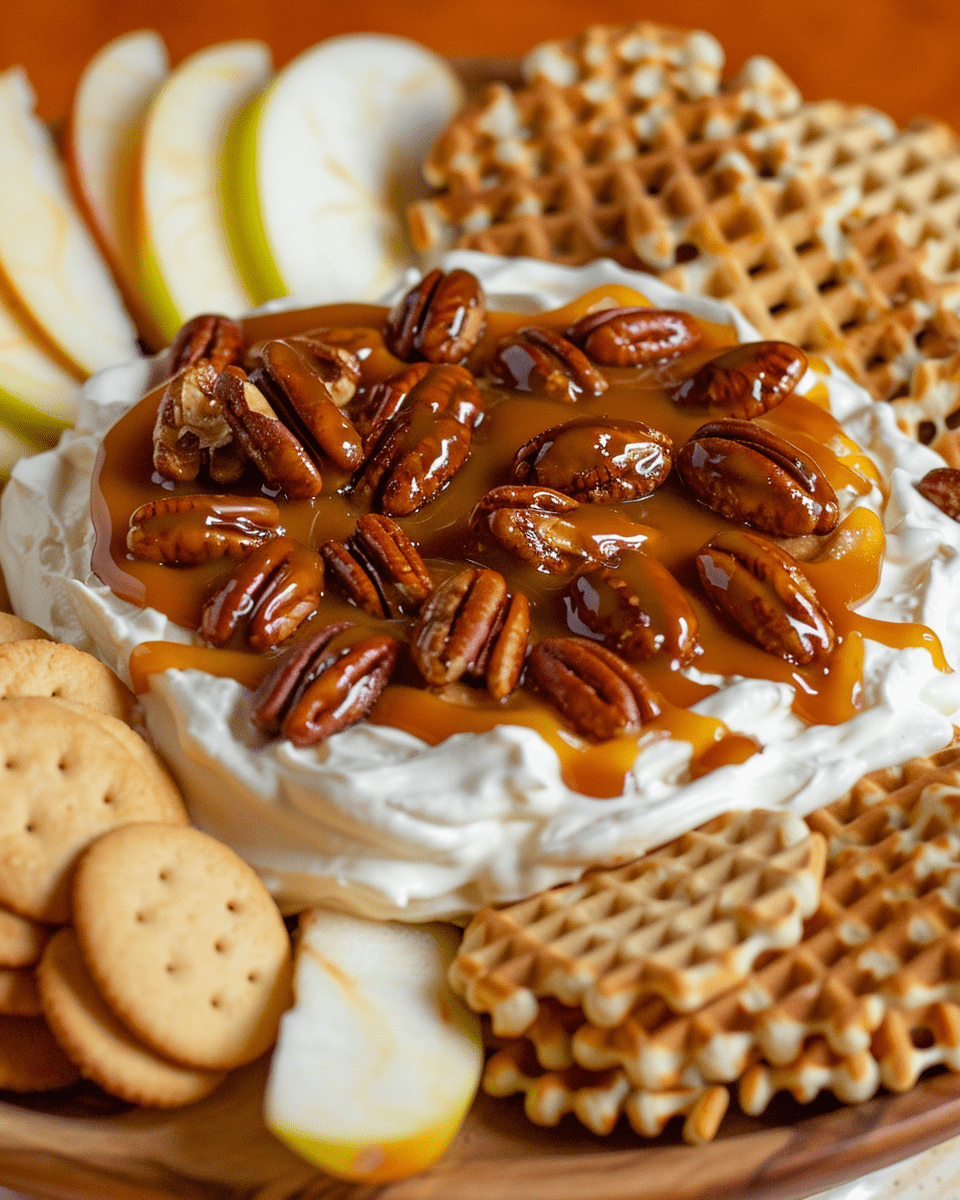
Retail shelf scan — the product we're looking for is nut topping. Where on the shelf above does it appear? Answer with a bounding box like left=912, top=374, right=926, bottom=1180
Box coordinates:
left=167, top=313, right=244, bottom=376
left=568, top=556, right=699, bottom=666
left=696, top=529, right=836, bottom=664
left=385, top=268, right=487, bottom=364
left=251, top=623, right=400, bottom=747
left=200, top=535, right=325, bottom=652
left=489, top=327, right=608, bottom=401
left=511, top=416, right=673, bottom=503
left=354, top=363, right=483, bottom=517
left=127, top=495, right=281, bottom=565
left=917, top=467, right=960, bottom=520
left=321, top=514, right=433, bottom=618
left=215, top=366, right=323, bottom=499
left=673, top=342, right=808, bottom=419
left=152, top=360, right=246, bottom=485
left=470, top=485, right=587, bottom=574
left=525, top=637, right=661, bottom=742
left=676, top=419, right=840, bottom=536
left=252, top=339, right=364, bottom=470
left=411, top=567, right=529, bottom=699
left=567, top=307, right=701, bottom=366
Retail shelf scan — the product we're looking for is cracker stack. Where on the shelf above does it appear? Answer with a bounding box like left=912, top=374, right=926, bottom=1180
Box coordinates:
left=410, top=22, right=960, bottom=462
left=450, top=742, right=960, bottom=1144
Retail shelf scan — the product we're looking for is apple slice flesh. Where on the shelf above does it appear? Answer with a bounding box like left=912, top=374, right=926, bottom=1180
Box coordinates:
left=224, top=34, right=463, bottom=306
left=66, top=29, right=169, bottom=349
left=0, top=417, right=40, bottom=481
left=264, top=909, right=483, bottom=1183
left=0, top=67, right=140, bottom=377
left=0, top=290, right=78, bottom=438
left=136, top=40, right=271, bottom=342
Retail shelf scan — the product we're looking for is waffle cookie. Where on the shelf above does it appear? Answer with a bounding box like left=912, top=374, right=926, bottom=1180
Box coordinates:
left=411, top=23, right=960, bottom=460
left=452, top=741, right=960, bottom=1143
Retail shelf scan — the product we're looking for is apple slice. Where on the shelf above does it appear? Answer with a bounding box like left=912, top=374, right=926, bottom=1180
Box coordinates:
left=222, top=34, right=463, bottom=306
left=0, top=290, right=79, bottom=438
left=66, top=30, right=170, bottom=349
left=264, top=909, right=483, bottom=1183
left=135, top=40, right=271, bottom=342
left=0, top=67, right=140, bottom=377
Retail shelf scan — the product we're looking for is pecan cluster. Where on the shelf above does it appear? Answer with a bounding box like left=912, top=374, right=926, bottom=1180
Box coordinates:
left=132, top=275, right=854, bottom=750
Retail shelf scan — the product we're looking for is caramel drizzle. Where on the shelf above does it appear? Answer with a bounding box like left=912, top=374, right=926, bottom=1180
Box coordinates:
left=95, top=287, right=947, bottom=797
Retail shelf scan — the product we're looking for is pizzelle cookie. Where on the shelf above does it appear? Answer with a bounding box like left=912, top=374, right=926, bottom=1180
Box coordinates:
left=0, top=696, right=188, bottom=923
left=38, top=927, right=226, bottom=1108
left=0, top=639, right=135, bottom=722
left=72, top=823, right=293, bottom=1072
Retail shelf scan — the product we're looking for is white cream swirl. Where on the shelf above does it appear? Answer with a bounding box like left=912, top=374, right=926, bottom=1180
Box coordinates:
left=3, top=252, right=960, bottom=920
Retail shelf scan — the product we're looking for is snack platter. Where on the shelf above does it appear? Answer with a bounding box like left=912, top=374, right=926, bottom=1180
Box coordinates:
left=3, top=21, right=960, bottom=1200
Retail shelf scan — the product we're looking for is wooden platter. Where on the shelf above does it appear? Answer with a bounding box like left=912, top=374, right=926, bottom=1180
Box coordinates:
left=3, top=1057, right=960, bottom=1200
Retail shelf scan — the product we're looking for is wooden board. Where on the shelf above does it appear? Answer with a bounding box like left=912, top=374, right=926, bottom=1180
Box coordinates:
left=3, top=1059, right=960, bottom=1200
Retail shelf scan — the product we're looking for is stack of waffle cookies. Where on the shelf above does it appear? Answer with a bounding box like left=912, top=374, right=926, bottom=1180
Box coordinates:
left=449, top=741, right=960, bottom=1144
left=409, top=22, right=960, bottom=461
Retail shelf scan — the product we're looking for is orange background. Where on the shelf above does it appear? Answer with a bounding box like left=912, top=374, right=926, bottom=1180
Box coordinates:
left=1, top=0, right=959, bottom=130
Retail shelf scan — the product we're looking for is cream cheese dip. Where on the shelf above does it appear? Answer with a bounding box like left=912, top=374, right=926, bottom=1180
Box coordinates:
left=2, top=252, right=959, bottom=921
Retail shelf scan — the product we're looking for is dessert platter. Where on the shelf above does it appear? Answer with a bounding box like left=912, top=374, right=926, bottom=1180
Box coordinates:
left=3, top=17, right=960, bottom=1200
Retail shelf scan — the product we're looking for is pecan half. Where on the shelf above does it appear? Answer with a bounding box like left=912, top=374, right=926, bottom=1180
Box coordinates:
left=676, top=419, right=840, bottom=536
left=489, top=327, right=608, bottom=401
left=200, top=535, right=325, bottom=651
left=410, top=567, right=529, bottom=699
left=251, top=623, right=400, bottom=747
left=385, top=268, right=487, bottom=364
left=215, top=366, right=323, bottom=499
left=525, top=638, right=661, bottom=741
left=470, top=485, right=586, bottom=574
left=568, top=557, right=699, bottom=666
left=152, top=360, right=246, bottom=484
left=673, top=342, right=808, bottom=418
left=566, top=308, right=701, bottom=366
left=250, top=339, right=364, bottom=470
left=321, top=514, right=433, bottom=617
left=167, top=314, right=244, bottom=375
left=354, top=364, right=483, bottom=517
left=511, top=417, right=673, bottom=503
left=696, top=529, right=835, bottom=664
left=917, top=467, right=960, bottom=521
left=127, top=495, right=281, bottom=565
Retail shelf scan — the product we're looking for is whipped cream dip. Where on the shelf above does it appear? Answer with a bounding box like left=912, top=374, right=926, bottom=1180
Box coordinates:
left=3, top=252, right=960, bottom=921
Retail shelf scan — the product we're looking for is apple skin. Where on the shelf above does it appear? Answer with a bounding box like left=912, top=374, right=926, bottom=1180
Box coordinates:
left=264, top=908, right=483, bottom=1184
left=134, top=41, right=271, bottom=342
left=66, top=30, right=169, bottom=350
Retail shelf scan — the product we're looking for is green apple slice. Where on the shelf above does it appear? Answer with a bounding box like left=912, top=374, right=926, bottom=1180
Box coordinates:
left=223, top=34, right=463, bottom=306
left=0, top=67, right=140, bottom=377
left=0, top=416, right=41, bottom=480
left=66, top=29, right=169, bottom=349
left=264, top=909, right=483, bottom=1183
left=136, top=41, right=271, bottom=342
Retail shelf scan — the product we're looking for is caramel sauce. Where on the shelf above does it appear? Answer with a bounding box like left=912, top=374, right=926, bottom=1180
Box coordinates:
left=92, top=286, right=948, bottom=797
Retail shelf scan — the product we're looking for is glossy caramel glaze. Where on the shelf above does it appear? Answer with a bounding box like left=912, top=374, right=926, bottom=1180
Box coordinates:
left=92, top=286, right=946, bottom=796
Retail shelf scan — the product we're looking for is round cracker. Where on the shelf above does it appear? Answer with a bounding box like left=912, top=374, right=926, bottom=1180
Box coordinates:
left=0, top=613, right=51, bottom=643
left=0, top=905, right=50, bottom=968
left=0, top=1013, right=80, bottom=1091
left=0, top=697, right=189, bottom=923
left=0, top=965, right=41, bottom=1015
left=0, top=639, right=134, bottom=723
left=51, top=698, right=184, bottom=815
left=73, top=823, right=292, bottom=1071
left=38, top=928, right=226, bottom=1108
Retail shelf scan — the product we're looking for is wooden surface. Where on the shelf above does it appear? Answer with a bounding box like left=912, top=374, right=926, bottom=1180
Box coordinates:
left=2, top=1059, right=960, bottom=1200
left=1, top=0, right=960, bottom=134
